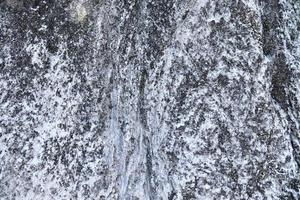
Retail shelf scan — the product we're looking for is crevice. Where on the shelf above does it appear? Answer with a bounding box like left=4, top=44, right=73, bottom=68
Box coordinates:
left=145, top=138, right=155, bottom=200
left=270, top=53, right=291, bottom=111
left=260, top=1, right=300, bottom=197
left=139, top=67, right=148, bottom=129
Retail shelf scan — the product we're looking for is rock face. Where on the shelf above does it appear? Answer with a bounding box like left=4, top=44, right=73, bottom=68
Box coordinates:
left=0, top=0, right=300, bottom=199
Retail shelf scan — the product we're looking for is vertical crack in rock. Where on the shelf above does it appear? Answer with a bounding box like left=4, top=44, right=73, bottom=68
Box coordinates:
left=261, top=1, right=300, bottom=199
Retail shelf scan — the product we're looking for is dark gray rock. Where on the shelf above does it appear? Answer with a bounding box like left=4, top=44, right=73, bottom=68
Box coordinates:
left=0, top=0, right=300, bottom=199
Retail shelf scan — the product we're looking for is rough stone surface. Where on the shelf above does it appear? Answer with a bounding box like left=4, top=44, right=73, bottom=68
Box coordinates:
left=0, top=0, right=300, bottom=199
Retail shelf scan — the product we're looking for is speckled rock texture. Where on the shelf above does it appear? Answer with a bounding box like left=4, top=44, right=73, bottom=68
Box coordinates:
left=0, top=0, right=300, bottom=199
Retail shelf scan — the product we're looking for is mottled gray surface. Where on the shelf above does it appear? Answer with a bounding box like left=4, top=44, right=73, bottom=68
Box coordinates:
left=0, top=0, right=300, bottom=199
